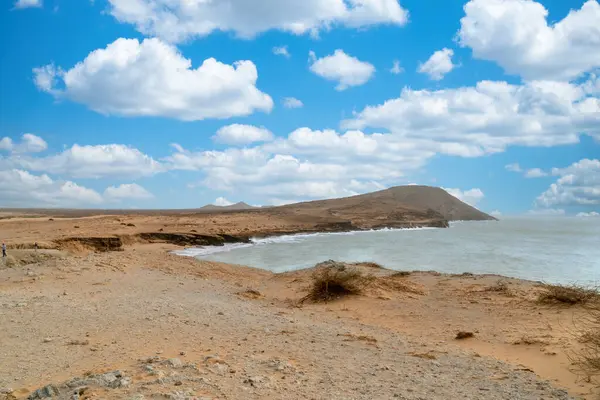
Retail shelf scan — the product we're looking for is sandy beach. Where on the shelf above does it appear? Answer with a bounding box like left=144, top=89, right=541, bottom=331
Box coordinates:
left=0, top=209, right=596, bottom=400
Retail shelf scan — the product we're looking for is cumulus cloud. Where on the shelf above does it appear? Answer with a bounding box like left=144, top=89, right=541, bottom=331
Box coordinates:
left=490, top=210, right=502, bottom=217
left=524, top=168, right=548, bottom=178
left=505, top=163, right=522, bottom=172
left=213, top=124, right=274, bottom=145
left=166, top=126, right=439, bottom=204
left=506, top=164, right=548, bottom=178
left=536, top=159, right=600, bottom=207
left=344, top=76, right=600, bottom=155
left=214, top=197, right=234, bottom=206
left=107, top=0, right=408, bottom=43
left=13, top=144, right=164, bottom=179
left=418, top=48, right=456, bottom=80
left=458, top=0, right=600, bottom=80
left=104, top=183, right=153, bottom=201
left=33, top=38, right=273, bottom=121
left=273, top=46, right=290, bottom=58
left=283, top=97, right=304, bottom=109
left=390, top=60, right=404, bottom=74
left=309, top=49, right=375, bottom=91
left=0, top=169, right=102, bottom=207
left=443, top=188, right=485, bottom=206
left=577, top=211, right=600, bottom=217
left=14, top=0, right=42, bottom=9
left=0, top=134, right=48, bottom=153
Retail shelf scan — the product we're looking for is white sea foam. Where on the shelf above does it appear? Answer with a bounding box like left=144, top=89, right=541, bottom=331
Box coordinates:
left=173, top=226, right=439, bottom=257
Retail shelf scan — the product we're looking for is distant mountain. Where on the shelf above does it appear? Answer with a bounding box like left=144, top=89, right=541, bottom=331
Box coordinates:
left=199, top=202, right=256, bottom=211
left=277, top=185, right=496, bottom=223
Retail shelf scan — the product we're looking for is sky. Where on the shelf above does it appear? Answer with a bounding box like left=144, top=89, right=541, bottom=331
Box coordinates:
left=0, top=0, right=599, bottom=216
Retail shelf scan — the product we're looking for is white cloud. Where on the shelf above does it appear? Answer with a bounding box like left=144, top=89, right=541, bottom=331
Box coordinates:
left=107, top=0, right=408, bottom=43
left=214, top=197, right=233, bottom=206
left=0, top=134, right=47, bottom=153
left=458, top=0, right=600, bottom=80
left=166, top=126, right=437, bottom=204
left=0, top=169, right=102, bottom=207
left=344, top=76, right=600, bottom=155
left=213, top=124, right=274, bottom=145
left=273, top=46, right=290, bottom=58
left=577, top=211, right=600, bottom=217
left=490, top=210, right=502, bottom=217
left=283, top=97, right=304, bottom=109
left=537, top=159, right=600, bottom=207
left=505, top=163, right=522, bottom=172
left=14, top=0, right=42, bottom=9
left=418, top=48, right=456, bottom=81
left=527, top=208, right=566, bottom=216
left=309, top=49, right=375, bottom=91
left=390, top=60, right=404, bottom=74
left=0, top=138, right=13, bottom=152
left=443, top=187, right=485, bottom=206
left=34, top=38, right=273, bottom=121
left=13, top=144, right=164, bottom=179
left=104, top=183, right=153, bottom=201
left=506, top=163, right=548, bottom=178
left=524, top=168, right=548, bottom=178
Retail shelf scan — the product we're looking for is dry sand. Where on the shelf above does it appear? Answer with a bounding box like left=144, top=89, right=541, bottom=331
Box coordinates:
left=0, top=212, right=595, bottom=399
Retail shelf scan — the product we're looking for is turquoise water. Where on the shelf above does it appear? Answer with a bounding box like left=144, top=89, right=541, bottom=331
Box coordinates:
left=175, top=217, right=600, bottom=284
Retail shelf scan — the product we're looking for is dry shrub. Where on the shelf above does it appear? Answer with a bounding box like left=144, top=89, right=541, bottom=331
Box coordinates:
left=301, top=264, right=374, bottom=303
left=392, top=271, right=411, bottom=277
left=572, top=304, right=600, bottom=380
left=238, top=289, right=264, bottom=299
left=456, top=331, right=474, bottom=340
left=8, top=242, right=55, bottom=250
left=537, top=284, right=600, bottom=305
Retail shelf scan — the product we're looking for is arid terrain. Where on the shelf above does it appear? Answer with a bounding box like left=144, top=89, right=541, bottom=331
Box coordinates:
left=0, top=187, right=594, bottom=399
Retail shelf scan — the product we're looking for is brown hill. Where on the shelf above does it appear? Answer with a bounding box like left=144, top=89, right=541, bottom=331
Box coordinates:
left=277, top=185, right=495, bottom=223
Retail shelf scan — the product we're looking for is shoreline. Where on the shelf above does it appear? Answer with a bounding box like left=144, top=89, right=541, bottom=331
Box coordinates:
left=172, top=224, right=446, bottom=258
left=0, top=211, right=594, bottom=399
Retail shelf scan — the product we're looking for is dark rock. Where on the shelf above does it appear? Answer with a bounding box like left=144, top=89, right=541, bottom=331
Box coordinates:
left=137, top=232, right=249, bottom=247
left=456, top=331, right=475, bottom=340
left=55, top=237, right=123, bottom=252
left=28, top=385, right=59, bottom=399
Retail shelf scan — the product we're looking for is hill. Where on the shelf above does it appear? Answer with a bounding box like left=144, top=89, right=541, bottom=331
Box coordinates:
left=199, top=202, right=257, bottom=211
left=278, top=185, right=495, bottom=223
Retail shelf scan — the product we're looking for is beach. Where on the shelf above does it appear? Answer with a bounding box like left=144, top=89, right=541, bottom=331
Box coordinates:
left=0, top=211, right=596, bottom=399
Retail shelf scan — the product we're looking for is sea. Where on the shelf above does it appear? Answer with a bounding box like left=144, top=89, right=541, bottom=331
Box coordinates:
left=174, top=217, right=600, bottom=285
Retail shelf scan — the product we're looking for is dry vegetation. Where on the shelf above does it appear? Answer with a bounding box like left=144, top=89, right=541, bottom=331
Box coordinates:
left=571, top=305, right=600, bottom=382
left=537, top=284, right=600, bottom=305
left=301, top=264, right=375, bottom=303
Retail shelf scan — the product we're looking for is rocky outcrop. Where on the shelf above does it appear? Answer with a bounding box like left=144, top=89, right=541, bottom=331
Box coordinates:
left=54, top=237, right=123, bottom=252
left=136, top=232, right=250, bottom=247
left=313, top=221, right=355, bottom=231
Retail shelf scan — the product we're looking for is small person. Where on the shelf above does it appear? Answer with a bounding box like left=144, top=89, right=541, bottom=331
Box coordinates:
left=34, top=242, right=38, bottom=252
left=2, top=242, right=6, bottom=258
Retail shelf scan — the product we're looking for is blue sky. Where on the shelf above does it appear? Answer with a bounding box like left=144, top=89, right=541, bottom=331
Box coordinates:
left=0, top=0, right=599, bottom=216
